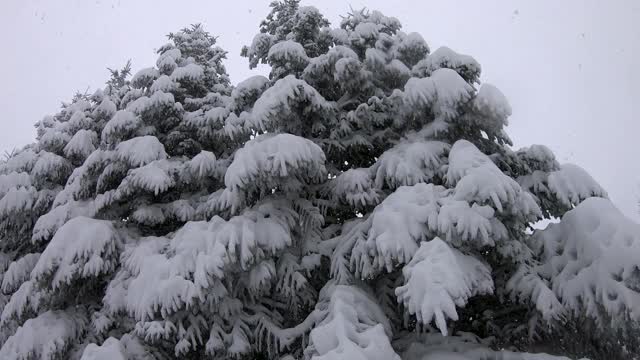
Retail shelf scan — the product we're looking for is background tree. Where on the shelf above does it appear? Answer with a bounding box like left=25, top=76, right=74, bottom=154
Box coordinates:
left=0, top=2, right=638, bottom=360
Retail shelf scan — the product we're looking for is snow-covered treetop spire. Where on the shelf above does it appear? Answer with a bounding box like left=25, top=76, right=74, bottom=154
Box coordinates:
left=242, top=0, right=331, bottom=75
left=166, top=23, right=231, bottom=91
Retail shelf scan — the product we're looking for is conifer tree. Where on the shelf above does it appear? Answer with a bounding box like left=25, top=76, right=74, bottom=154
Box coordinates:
left=0, top=3, right=638, bottom=360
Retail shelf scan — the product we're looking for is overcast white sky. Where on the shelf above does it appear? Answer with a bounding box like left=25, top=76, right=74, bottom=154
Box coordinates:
left=1, top=0, right=638, bottom=220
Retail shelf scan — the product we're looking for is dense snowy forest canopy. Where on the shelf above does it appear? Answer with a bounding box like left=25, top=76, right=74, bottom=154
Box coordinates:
left=0, top=1, right=638, bottom=359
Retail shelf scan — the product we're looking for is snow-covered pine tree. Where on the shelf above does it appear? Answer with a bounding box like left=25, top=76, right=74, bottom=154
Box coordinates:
left=0, top=2, right=638, bottom=360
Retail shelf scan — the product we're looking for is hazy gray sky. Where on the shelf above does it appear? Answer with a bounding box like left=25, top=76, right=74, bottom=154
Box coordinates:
left=1, top=0, right=638, bottom=220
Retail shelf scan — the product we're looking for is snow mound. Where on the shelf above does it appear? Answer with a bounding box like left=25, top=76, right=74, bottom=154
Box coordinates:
left=129, top=200, right=194, bottom=226
left=2, top=253, right=40, bottom=294
left=64, top=129, right=97, bottom=159
left=352, top=22, right=379, bottom=40
left=395, top=32, right=430, bottom=66
left=403, top=68, right=474, bottom=121
left=506, top=264, right=565, bottom=322
left=126, top=91, right=175, bottom=115
left=516, top=144, right=559, bottom=172
left=0, top=172, right=31, bottom=197
left=124, top=201, right=295, bottom=321
left=413, top=46, right=481, bottom=82
left=231, top=75, right=270, bottom=109
left=116, top=136, right=167, bottom=167
left=233, top=75, right=270, bottom=98
left=102, top=110, right=141, bottom=144
left=473, top=83, right=511, bottom=125
left=303, top=46, right=359, bottom=82
left=243, top=33, right=274, bottom=68
left=32, top=200, right=96, bottom=243
left=329, top=168, right=380, bottom=208
left=39, top=130, right=71, bottom=153
left=156, top=48, right=181, bottom=74
left=131, top=67, right=160, bottom=88
left=547, top=163, right=607, bottom=207
left=532, top=197, right=640, bottom=324
left=396, top=238, right=493, bottom=335
left=92, top=97, right=117, bottom=119
left=1, top=253, right=40, bottom=293
left=120, top=237, right=169, bottom=277
left=0, top=186, right=36, bottom=216
left=306, top=283, right=400, bottom=360
left=188, top=150, right=217, bottom=178
left=437, top=199, right=497, bottom=247
left=0, top=310, right=87, bottom=360
left=246, top=75, right=334, bottom=131
left=66, top=111, right=92, bottom=133
left=150, top=74, right=178, bottom=93
left=163, top=199, right=196, bottom=222
left=80, top=337, right=126, bottom=360
left=454, top=164, right=522, bottom=213
left=448, top=140, right=539, bottom=216
left=32, top=151, right=71, bottom=182
left=349, top=180, right=509, bottom=278
left=51, top=149, right=109, bottom=207
left=447, top=140, right=501, bottom=181
left=364, top=47, right=387, bottom=69
left=0, top=149, right=38, bottom=174
left=131, top=205, right=165, bottom=225
left=225, top=133, right=326, bottom=191
left=352, top=183, right=447, bottom=277
left=0, top=280, right=45, bottom=324
left=31, top=216, right=121, bottom=289
left=374, top=140, right=450, bottom=189
left=268, top=40, right=308, bottom=63
left=171, top=63, right=205, bottom=82
left=116, top=159, right=177, bottom=197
